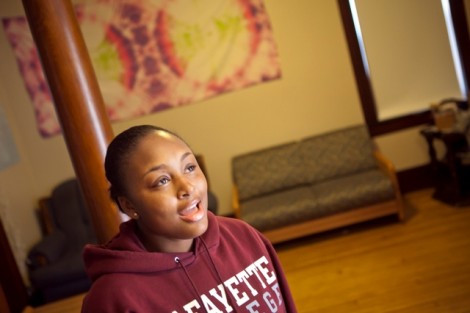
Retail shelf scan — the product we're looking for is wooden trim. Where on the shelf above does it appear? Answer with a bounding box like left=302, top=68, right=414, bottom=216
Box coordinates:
left=263, top=200, right=401, bottom=244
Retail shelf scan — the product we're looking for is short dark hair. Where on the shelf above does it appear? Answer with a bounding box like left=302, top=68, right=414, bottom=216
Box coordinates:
left=104, top=125, right=183, bottom=211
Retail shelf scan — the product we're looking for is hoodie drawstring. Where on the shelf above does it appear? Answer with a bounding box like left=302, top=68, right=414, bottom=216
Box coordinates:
left=174, top=256, right=209, bottom=313
left=200, top=238, right=226, bottom=286
left=201, top=237, right=237, bottom=312
left=174, top=238, right=236, bottom=312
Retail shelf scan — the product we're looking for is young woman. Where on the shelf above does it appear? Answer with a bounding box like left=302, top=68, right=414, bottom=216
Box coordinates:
left=81, top=125, right=297, bottom=312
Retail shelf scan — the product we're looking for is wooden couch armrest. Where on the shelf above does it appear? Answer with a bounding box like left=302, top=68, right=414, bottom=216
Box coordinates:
left=373, top=147, right=396, bottom=178
left=372, top=142, right=406, bottom=220
left=232, top=185, right=242, bottom=219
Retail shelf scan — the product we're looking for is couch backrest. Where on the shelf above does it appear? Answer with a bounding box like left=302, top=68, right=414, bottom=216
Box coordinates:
left=298, top=125, right=377, bottom=184
left=232, top=125, right=376, bottom=201
left=232, top=142, right=307, bottom=201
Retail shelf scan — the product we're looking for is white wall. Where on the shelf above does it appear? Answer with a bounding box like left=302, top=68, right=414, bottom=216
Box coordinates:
left=0, top=0, right=432, bottom=284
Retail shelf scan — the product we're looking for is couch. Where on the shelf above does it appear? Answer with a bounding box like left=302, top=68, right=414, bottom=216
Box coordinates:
left=232, top=125, right=405, bottom=244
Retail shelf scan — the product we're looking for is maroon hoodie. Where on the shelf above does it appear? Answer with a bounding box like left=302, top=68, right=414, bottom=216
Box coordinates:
left=82, top=212, right=297, bottom=312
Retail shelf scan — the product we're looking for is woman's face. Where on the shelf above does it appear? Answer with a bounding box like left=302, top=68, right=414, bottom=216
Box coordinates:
left=118, top=130, right=209, bottom=252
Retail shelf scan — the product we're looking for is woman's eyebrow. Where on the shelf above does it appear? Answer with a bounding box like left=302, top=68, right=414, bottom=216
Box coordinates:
left=143, top=151, right=193, bottom=177
left=143, top=164, right=165, bottom=177
left=181, top=151, right=192, bottom=162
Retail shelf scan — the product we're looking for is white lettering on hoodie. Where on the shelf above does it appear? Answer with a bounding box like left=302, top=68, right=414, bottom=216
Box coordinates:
left=172, top=256, right=282, bottom=313
left=209, top=285, right=234, bottom=312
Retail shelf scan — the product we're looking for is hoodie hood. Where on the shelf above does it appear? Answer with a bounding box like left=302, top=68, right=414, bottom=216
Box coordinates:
left=83, top=211, right=219, bottom=282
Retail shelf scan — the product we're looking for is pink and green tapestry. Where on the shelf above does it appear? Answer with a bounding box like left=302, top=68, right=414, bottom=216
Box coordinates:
left=2, top=0, right=281, bottom=137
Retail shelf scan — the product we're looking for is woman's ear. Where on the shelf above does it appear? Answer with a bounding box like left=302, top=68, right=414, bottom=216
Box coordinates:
left=118, top=196, right=139, bottom=220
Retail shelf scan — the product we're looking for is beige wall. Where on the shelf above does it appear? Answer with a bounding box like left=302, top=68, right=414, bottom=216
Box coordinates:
left=0, top=0, right=431, bottom=283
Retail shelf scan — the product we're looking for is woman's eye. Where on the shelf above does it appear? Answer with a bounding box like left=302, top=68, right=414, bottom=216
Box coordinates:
left=156, top=177, right=170, bottom=186
left=186, top=164, right=196, bottom=173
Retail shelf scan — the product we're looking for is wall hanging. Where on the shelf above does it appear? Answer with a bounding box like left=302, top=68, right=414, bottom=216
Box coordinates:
left=2, top=0, right=281, bottom=137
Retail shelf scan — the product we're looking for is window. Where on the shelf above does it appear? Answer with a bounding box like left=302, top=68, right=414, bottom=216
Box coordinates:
left=338, top=0, right=470, bottom=135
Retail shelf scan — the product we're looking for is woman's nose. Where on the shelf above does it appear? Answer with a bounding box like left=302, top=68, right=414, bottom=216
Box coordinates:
left=177, top=177, right=195, bottom=199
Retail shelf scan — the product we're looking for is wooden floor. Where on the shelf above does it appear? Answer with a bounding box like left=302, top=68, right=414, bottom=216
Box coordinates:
left=276, top=188, right=470, bottom=313
left=26, top=188, right=470, bottom=313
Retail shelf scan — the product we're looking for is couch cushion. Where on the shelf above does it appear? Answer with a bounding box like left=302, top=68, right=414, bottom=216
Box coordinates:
left=240, top=186, right=317, bottom=231
left=240, top=169, right=395, bottom=232
left=309, top=169, right=395, bottom=213
left=299, top=125, right=377, bottom=184
left=232, top=142, right=307, bottom=201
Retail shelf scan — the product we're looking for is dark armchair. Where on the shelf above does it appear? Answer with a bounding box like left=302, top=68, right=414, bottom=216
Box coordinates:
left=27, top=178, right=96, bottom=304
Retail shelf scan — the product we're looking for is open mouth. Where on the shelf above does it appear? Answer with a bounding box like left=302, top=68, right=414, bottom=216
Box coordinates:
left=179, top=201, right=205, bottom=222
